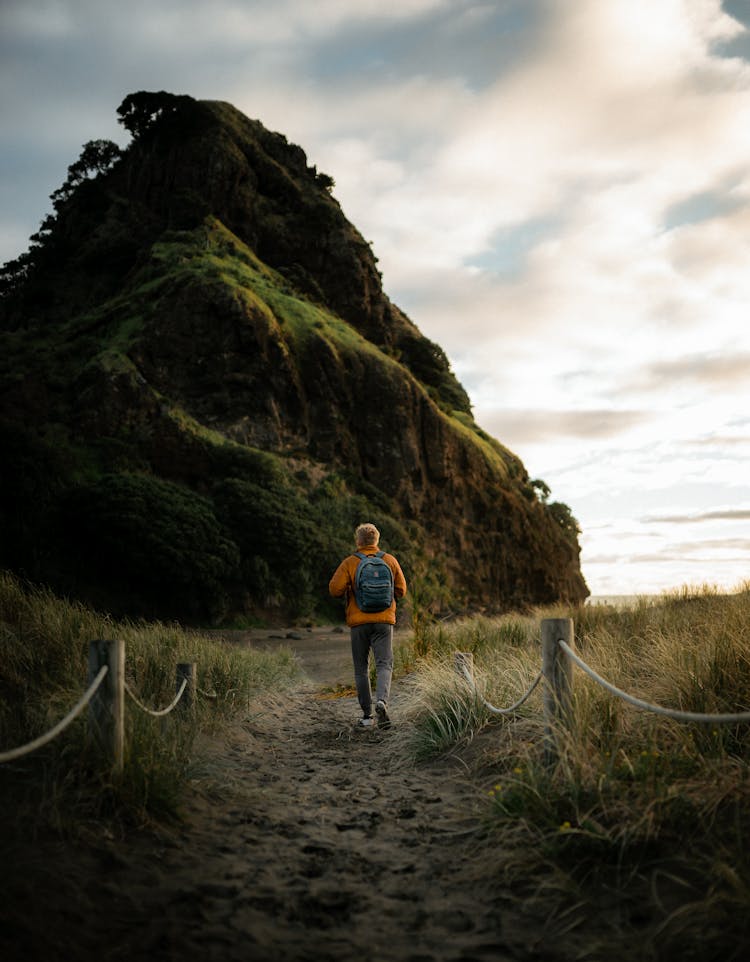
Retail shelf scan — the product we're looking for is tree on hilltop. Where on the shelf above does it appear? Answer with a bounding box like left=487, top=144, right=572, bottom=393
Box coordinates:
left=117, top=91, right=196, bottom=139
left=1, top=139, right=122, bottom=300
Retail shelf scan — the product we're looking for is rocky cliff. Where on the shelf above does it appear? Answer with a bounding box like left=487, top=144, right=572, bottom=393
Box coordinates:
left=0, top=92, right=588, bottom=623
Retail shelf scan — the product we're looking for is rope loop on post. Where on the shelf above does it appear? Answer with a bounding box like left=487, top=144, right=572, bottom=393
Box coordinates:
left=0, top=666, right=109, bottom=764
left=457, top=659, right=543, bottom=716
left=124, top=678, right=188, bottom=718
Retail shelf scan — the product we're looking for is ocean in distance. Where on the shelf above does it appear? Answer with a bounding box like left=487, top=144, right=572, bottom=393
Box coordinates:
left=586, top=594, right=656, bottom=608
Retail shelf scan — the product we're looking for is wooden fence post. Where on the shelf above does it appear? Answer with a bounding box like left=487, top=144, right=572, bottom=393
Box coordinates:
left=88, top=639, right=125, bottom=773
left=454, top=651, right=474, bottom=681
left=541, top=618, right=574, bottom=764
left=176, top=662, right=196, bottom=713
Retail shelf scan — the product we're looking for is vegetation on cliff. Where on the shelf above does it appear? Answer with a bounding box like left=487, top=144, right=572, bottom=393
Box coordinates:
left=0, top=91, right=587, bottom=623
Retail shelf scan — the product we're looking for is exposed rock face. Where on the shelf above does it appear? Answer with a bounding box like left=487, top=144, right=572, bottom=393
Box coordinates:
left=0, top=92, right=587, bottom=622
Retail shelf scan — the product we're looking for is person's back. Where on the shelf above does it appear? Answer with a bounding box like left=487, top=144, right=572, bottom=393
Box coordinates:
left=329, top=523, right=407, bottom=728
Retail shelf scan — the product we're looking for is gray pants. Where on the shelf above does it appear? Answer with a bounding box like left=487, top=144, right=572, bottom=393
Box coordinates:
left=350, top=623, right=393, bottom=716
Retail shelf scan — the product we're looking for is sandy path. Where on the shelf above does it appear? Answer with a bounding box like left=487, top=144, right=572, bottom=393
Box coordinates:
left=216, top=625, right=357, bottom=687
left=3, top=639, right=542, bottom=962
left=102, top=687, right=527, bottom=962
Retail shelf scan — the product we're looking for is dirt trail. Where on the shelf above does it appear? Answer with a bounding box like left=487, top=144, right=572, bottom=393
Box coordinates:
left=4, top=637, right=545, bottom=962
left=114, top=687, right=530, bottom=962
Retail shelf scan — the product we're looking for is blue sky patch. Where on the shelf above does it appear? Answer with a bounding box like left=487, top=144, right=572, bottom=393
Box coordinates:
left=662, top=187, right=746, bottom=232
left=466, top=215, right=561, bottom=277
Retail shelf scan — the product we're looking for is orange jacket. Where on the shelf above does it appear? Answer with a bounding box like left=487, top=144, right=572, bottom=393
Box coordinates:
left=328, top=546, right=407, bottom=627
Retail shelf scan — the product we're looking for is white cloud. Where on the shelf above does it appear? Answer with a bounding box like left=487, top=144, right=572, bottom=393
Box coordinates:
left=361, top=0, right=750, bottom=288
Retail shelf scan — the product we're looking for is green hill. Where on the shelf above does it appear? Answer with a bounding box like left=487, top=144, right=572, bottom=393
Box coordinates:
left=0, top=92, right=588, bottom=623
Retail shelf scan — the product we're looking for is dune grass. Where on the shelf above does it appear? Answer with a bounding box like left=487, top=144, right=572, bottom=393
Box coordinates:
left=0, top=570, right=301, bottom=831
left=396, top=584, right=750, bottom=960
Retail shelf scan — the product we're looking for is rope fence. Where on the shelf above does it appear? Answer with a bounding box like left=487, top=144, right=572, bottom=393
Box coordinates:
left=124, top=678, right=188, bottom=718
left=0, top=666, right=109, bottom=764
left=558, top=640, right=750, bottom=724
left=0, top=639, right=202, bottom=771
left=6, top=618, right=748, bottom=771
left=455, top=652, right=542, bottom=716
left=455, top=617, right=750, bottom=762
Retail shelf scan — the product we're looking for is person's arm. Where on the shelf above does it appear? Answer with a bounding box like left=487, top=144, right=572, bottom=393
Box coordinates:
left=391, top=558, right=407, bottom=600
left=329, top=558, right=352, bottom=598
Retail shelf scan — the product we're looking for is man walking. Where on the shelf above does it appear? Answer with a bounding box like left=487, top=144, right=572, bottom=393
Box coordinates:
left=329, top=523, right=407, bottom=728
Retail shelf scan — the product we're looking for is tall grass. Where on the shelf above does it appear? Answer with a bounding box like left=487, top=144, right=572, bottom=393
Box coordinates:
left=0, top=570, right=301, bottom=830
left=397, top=585, right=750, bottom=960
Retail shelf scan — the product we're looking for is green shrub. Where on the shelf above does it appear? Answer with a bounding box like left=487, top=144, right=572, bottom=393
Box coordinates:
left=61, top=472, right=240, bottom=621
left=0, top=422, right=72, bottom=577
left=396, top=329, right=471, bottom=414
left=213, top=476, right=324, bottom=617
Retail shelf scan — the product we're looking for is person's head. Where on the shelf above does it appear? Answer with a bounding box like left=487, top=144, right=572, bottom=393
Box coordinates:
left=355, top=522, right=380, bottom=548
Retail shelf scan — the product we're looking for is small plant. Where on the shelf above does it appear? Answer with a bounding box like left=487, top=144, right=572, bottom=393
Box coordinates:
left=398, top=658, right=492, bottom=760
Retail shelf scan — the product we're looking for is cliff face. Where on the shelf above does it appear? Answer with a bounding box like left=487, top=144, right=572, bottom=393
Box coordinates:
left=0, top=92, right=588, bottom=622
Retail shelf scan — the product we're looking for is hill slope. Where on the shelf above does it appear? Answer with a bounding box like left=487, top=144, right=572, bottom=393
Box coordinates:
left=0, top=92, right=587, bottom=622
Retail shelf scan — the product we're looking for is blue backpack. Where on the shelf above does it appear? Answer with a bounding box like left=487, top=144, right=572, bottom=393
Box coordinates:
left=353, top=551, right=394, bottom=613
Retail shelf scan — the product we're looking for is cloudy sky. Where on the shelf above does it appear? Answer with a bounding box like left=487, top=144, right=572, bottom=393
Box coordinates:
left=2, top=0, right=750, bottom=597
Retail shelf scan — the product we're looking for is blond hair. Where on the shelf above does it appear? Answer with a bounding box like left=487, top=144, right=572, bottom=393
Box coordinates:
left=355, top=523, right=380, bottom=547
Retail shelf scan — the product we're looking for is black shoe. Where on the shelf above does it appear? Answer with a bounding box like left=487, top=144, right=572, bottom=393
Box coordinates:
left=375, top=700, right=391, bottom=729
